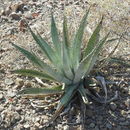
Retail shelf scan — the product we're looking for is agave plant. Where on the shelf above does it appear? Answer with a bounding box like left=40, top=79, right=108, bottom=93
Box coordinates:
left=12, top=9, right=111, bottom=124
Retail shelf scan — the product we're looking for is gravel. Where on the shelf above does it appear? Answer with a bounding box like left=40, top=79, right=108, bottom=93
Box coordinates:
left=0, top=0, right=130, bottom=129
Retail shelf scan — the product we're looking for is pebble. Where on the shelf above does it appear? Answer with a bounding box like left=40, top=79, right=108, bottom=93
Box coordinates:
left=24, top=123, right=30, bottom=129
left=13, top=112, right=21, bottom=121
left=34, top=122, right=40, bottom=127
left=57, top=124, right=62, bottom=129
left=106, top=123, right=112, bottom=129
left=16, top=106, right=22, bottom=112
left=121, top=110, right=127, bottom=116
left=0, top=106, right=4, bottom=112
left=124, top=98, right=130, bottom=108
left=89, top=122, right=95, bottom=128
left=5, top=78, right=14, bottom=85
left=9, top=12, right=21, bottom=20
left=110, top=102, right=117, bottom=111
left=7, top=90, right=16, bottom=97
left=24, top=12, right=33, bottom=20
left=0, top=93, right=4, bottom=100
left=15, top=78, right=24, bottom=88
left=63, top=125, right=69, bottom=130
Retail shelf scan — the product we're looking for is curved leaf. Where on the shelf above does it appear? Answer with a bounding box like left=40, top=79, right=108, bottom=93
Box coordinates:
left=18, top=85, right=64, bottom=96
left=12, top=43, right=71, bottom=84
left=13, top=69, right=56, bottom=81
left=62, top=16, right=74, bottom=79
left=28, top=25, right=56, bottom=63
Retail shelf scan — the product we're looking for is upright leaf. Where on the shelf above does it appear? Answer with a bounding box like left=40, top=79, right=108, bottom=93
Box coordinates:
left=51, top=14, right=61, bottom=56
left=62, top=16, right=74, bottom=79
left=71, top=9, right=90, bottom=72
left=83, top=17, right=103, bottom=57
left=74, top=33, right=109, bottom=83
left=63, top=15, right=70, bottom=49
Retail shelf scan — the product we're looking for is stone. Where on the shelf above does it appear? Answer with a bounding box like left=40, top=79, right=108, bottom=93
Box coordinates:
left=13, top=112, right=21, bottom=121
left=15, top=78, right=24, bottom=88
left=64, top=125, right=69, bottom=130
left=34, top=122, right=40, bottom=127
left=9, top=12, right=21, bottom=20
left=0, top=106, right=4, bottom=112
left=24, top=123, right=30, bottom=129
left=0, top=93, right=4, bottom=100
left=10, top=2, right=25, bottom=13
left=106, top=123, right=112, bottom=129
left=110, top=102, right=117, bottom=111
left=24, top=12, right=33, bottom=20
left=7, top=90, right=16, bottom=97
left=124, top=98, right=130, bottom=108
left=5, top=78, right=14, bottom=85
left=15, top=106, right=22, bottom=112
left=1, top=7, right=12, bottom=16
left=89, top=123, right=95, bottom=128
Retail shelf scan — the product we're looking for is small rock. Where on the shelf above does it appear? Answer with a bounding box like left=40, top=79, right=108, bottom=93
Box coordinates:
left=64, top=125, right=69, bottom=130
left=7, top=90, right=16, bottom=97
left=0, top=106, right=4, bottom=112
left=34, top=122, right=40, bottom=127
left=0, top=16, right=9, bottom=22
left=15, top=78, right=24, bottom=88
left=110, top=102, right=117, bottom=111
left=9, top=12, right=21, bottom=20
left=0, top=93, right=4, bottom=100
left=16, top=106, right=22, bottom=112
left=89, top=123, right=95, bottom=128
left=5, top=78, right=14, bottom=85
left=13, top=112, right=21, bottom=121
left=1, top=7, right=12, bottom=16
left=10, top=2, right=25, bottom=13
left=106, top=123, right=112, bottom=129
left=121, top=110, right=127, bottom=116
left=26, top=82, right=32, bottom=87
left=19, top=19, right=27, bottom=32
left=24, top=123, right=30, bottom=129
left=124, top=98, right=130, bottom=108
left=24, top=12, right=33, bottom=20
left=30, top=127, right=37, bottom=130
